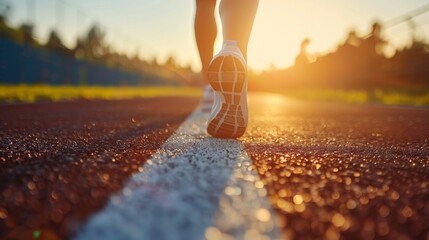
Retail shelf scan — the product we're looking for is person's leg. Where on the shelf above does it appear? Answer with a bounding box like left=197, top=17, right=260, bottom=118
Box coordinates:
left=206, top=0, right=259, bottom=138
left=219, top=0, right=259, bottom=60
left=194, top=0, right=217, bottom=78
left=195, top=0, right=217, bottom=112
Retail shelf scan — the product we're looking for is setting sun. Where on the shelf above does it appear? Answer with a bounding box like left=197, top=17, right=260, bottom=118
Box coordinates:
left=248, top=0, right=429, bottom=70
left=5, top=0, right=429, bottom=71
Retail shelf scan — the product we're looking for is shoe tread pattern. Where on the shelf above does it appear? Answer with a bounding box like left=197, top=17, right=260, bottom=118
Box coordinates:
left=207, top=55, right=246, bottom=138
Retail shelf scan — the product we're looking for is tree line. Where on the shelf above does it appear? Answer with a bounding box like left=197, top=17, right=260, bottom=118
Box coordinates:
left=1, top=2, right=428, bottom=91
left=0, top=6, right=200, bottom=86
left=250, top=22, right=429, bottom=92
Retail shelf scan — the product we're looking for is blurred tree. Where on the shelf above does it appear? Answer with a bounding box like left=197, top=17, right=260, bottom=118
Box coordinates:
left=359, top=22, right=387, bottom=89
left=294, top=38, right=311, bottom=66
left=45, top=29, right=70, bottom=55
left=18, top=23, right=36, bottom=45
left=0, top=1, right=16, bottom=40
left=389, top=39, right=429, bottom=88
left=164, top=56, right=177, bottom=70
left=361, top=22, right=387, bottom=57
left=73, top=38, right=85, bottom=59
left=0, top=5, right=8, bottom=35
left=81, top=24, right=107, bottom=62
left=0, top=0, right=11, bottom=22
left=345, top=30, right=361, bottom=47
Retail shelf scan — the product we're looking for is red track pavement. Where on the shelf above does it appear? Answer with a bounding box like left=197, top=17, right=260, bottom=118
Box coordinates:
left=1, top=94, right=429, bottom=239
left=243, top=94, right=429, bottom=239
left=0, top=97, right=199, bottom=239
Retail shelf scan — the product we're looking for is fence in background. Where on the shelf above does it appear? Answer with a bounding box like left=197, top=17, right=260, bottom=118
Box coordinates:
left=0, top=38, right=164, bottom=85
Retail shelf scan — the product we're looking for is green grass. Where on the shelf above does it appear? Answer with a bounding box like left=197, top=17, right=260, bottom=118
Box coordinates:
left=373, top=90, right=429, bottom=106
left=1, top=85, right=428, bottom=106
left=0, top=85, right=202, bottom=103
left=280, top=89, right=429, bottom=106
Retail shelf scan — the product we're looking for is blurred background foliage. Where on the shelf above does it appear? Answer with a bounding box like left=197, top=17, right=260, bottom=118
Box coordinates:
left=0, top=0, right=428, bottom=105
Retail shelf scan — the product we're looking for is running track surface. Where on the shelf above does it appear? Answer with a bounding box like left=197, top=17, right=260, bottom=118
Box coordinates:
left=1, top=94, right=429, bottom=239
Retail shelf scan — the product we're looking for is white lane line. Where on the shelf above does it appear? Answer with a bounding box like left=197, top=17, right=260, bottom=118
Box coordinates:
left=75, top=107, right=282, bottom=240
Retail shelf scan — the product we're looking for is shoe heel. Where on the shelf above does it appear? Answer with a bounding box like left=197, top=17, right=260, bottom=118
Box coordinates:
left=208, top=55, right=246, bottom=105
left=207, top=103, right=246, bottom=138
left=207, top=54, right=247, bottom=138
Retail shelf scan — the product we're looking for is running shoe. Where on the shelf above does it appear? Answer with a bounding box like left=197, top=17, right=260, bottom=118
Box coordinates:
left=201, top=84, right=214, bottom=112
left=207, top=40, right=248, bottom=138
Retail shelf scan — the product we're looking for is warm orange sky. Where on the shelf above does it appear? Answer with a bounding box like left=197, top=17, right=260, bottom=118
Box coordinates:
left=8, top=0, right=429, bottom=71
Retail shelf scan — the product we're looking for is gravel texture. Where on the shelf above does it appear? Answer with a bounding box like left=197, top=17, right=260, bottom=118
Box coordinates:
left=0, top=97, right=198, bottom=239
left=242, top=94, right=429, bottom=240
left=76, top=109, right=281, bottom=240
left=1, top=93, right=429, bottom=240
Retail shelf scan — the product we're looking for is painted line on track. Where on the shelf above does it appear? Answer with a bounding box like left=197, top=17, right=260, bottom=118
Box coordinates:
left=75, top=107, right=282, bottom=240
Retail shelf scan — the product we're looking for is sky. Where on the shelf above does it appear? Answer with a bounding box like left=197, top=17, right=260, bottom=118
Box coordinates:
left=4, top=0, right=429, bottom=71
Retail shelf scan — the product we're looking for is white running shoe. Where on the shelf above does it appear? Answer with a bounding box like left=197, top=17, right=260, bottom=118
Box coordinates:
left=207, top=40, right=248, bottom=138
left=201, top=84, right=214, bottom=112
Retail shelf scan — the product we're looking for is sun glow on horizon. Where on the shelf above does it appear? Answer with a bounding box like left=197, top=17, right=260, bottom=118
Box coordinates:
left=247, top=0, right=429, bottom=71
left=6, top=0, right=429, bottom=72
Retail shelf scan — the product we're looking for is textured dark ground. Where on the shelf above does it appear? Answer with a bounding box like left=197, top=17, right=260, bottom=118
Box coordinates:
left=243, top=94, right=429, bottom=240
left=1, top=94, right=429, bottom=240
left=0, top=97, right=199, bottom=239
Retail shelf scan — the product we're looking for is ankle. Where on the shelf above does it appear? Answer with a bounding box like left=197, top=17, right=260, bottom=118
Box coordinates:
left=223, top=40, right=238, bottom=47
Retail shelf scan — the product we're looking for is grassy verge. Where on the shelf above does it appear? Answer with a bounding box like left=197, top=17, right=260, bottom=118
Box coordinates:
left=0, top=85, right=202, bottom=103
left=280, top=89, right=429, bottom=106
left=1, top=85, right=428, bottom=106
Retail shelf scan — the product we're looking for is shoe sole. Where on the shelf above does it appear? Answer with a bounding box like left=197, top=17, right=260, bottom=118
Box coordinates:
left=207, top=55, right=246, bottom=138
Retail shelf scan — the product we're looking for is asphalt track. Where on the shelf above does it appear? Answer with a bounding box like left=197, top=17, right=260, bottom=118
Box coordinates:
left=1, top=94, right=429, bottom=239
left=0, top=97, right=198, bottom=239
